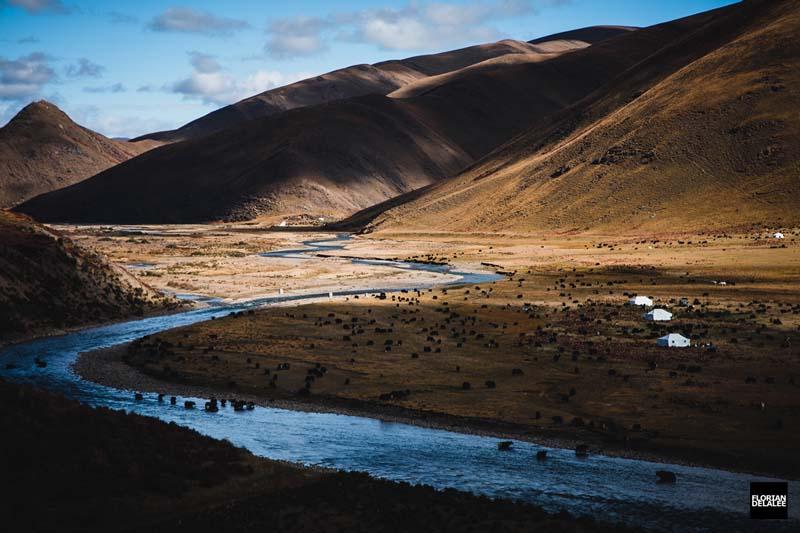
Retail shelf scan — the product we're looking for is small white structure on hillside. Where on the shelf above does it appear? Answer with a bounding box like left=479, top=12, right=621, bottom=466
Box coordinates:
left=629, top=295, right=654, bottom=307
left=657, top=333, right=690, bottom=348
left=645, top=308, right=673, bottom=321
left=773, top=232, right=785, bottom=239
left=278, top=220, right=288, bottom=227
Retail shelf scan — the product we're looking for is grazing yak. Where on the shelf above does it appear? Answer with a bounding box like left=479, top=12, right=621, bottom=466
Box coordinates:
left=656, top=470, right=677, bottom=483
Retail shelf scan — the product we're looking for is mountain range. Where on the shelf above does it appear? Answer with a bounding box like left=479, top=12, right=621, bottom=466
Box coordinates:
left=13, top=25, right=650, bottom=223
left=9, top=0, right=800, bottom=234
left=347, top=0, right=799, bottom=234
left=133, top=27, right=633, bottom=144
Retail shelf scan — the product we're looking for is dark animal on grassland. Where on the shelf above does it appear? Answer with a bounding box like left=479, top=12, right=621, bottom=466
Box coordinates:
left=656, top=470, right=677, bottom=483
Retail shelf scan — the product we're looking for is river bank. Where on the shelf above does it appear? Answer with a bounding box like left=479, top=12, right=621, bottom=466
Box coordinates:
left=55, top=225, right=464, bottom=303
left=7, top=228, right=800, bottom=530
left=74, top=341, right=788, bottom=480
left=3, top=377, right=633, bottom=533
left=69, top=229, right=800, bottom=480
left=0, top=300, right=193, bottom=351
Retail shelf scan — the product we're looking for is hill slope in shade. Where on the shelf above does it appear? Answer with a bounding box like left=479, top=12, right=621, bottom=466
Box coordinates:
left=136, top=29, right=632, bottom=144
left=0, top=101, right=160, bottom=208
left=0, top=211, right=179, bottom=344
left=527, top=25, right=638, bottom=45
left=18, top=95, right=473, bottom=223
left=20, top=22, right=723, bottom=224
left=387, top=39, right=593, bottom=100
left=357, top=0, right=800, bottom=235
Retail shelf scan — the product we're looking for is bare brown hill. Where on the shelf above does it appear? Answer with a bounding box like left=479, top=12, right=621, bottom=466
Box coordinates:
left=0, top=101, right=159, bottom=208
left=18, top=95, right=474, bottom=223
left=0, top=211, right=179, bottom=344
left=136, top=29, right=630, bottom=144
left=387, top=39, right=592, bottom=100
left=135, top=63, right=423, bottom=143
left=350, top=0, right=800, bottom=235
left=527, top=25, right=638, bottom=45
left=21, top=21, right=727, bottom=224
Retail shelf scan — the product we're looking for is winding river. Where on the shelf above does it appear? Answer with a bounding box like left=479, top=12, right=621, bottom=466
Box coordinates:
left=1, top=235, right=796, bottom=532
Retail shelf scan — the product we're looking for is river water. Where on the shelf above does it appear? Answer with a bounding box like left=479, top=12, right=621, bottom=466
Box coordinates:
left=1, top=235, right=796, bottom=532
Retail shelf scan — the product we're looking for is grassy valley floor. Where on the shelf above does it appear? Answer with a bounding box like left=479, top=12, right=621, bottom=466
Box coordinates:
left=55, top=223, right=461, bottom=302
left=72, top=226, right=800, bottom=479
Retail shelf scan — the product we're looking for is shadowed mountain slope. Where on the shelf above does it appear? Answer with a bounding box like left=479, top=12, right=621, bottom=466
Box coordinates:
left=0, top=101, right=159, bottom=208
left=21, top=21, right=727, bottom=224
left=528, top=25, right=638, bottom=45
left=0, top=211, right=179, bottom=344
left=18, top=96, right=473, bottom=223
left=136, top=28, right=633, bottom=144
left=347, top=0, right=800, bottom=235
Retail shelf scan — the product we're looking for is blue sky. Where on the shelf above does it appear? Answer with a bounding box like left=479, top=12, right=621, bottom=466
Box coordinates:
left=0, top=0, right=738, bottom=138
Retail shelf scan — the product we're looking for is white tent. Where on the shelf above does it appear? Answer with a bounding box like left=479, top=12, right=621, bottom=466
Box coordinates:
left=629, top=296, right=653, bottom=307
left=645, top=309, right=673, bottom=321
left=657, top=333, right=690, bottom=348
left=773, top=232, right=784, bottom=239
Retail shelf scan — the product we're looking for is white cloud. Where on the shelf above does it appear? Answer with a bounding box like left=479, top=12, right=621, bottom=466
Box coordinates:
left=265, top=16, right=330, bottom=59
left=148, top=7, right=250, bottom=37
left=0, top=52, right=55, bottom=100
left=238, top=70, right=310, bottom=97
left=264, top=1, right=565, bottom=56
left=172, top=71, right=233, bottom=103
left=6, top=0, right=69, bottom=15
left=107, top=11, right=137, bottom=25
left=357, top=10, right=498, bottom=51
left=361, top=16, right=433, bottom=51
left=83, top=82, right=125, bottom=93
left=267, top=34, right=327, bottom=59
left=170, top=52, right=311, bottom=106
left=425, top=0, right=534, bottom=26
left=189, top=51, right=221, bottom=74
left=350, top=1, right=540, bottom=51
left=69, top=104, right=176, bottom=139
left=65, top=57, right=104, bottom=78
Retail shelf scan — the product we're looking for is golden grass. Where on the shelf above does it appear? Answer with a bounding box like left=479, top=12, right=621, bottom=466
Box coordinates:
left=124, top=231, right=800, bottom=476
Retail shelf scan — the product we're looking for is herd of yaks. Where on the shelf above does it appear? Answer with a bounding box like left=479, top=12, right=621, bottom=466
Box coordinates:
left=130, top=390, right=680, bottom=484
left=133, top=392, right=254, bottom=412
left=496, top=440, right=677, bottom=483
